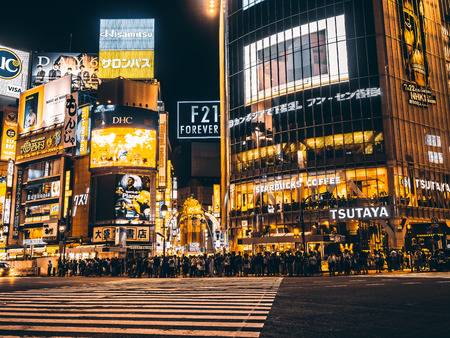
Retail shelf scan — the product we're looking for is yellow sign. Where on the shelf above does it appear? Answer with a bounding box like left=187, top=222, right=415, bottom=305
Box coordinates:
left=1, top=109, right=18, bottom=161
left=16, top=129, right=63, bottom=162
left=63, top=170, right=71, bottom=219
left=213, top=184, right=220, bottom=214
left=99, top=50, right=154, bottom=79
left=92, top=226, right=150, bottom=242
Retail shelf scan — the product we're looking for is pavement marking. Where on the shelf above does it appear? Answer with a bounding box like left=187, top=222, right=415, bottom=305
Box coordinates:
left=365, top=283, right=385, bottom=286
left=0, top=277, right=283, bottom=338
left=0, top=326, right=262, bottom=337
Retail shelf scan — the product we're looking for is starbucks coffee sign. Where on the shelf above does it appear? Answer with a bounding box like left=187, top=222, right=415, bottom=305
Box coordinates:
left=329, top=206, right=390, bottom=220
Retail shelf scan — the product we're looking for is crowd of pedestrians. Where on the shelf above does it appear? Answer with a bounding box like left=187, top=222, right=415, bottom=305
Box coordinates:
left=54, top=248, right=420, bottom=278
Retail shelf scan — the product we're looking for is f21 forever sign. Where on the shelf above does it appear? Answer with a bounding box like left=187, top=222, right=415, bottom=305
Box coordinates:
left=177, top=101, right=220, bottom=139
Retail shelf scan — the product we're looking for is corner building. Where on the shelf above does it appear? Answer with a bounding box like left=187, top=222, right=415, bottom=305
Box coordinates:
left=225, top=0, right=450, bottom=255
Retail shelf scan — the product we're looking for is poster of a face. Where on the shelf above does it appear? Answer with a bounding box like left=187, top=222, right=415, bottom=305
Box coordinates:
left=114, top=175, right=151, bottom=221
left=400, top=0, right=429, bottom=87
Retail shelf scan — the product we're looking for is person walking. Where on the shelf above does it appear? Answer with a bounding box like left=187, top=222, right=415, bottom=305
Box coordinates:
left=47, top=260, right=53, bottom=277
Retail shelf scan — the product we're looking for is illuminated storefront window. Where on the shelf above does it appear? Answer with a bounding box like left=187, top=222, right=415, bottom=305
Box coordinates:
left=230, top=168, right=389, bottom=215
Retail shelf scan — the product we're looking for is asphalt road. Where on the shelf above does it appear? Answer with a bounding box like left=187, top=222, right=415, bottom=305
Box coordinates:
left=0, top=272, right=449, bottom=337
left=261, top=272, right=450, bottom=338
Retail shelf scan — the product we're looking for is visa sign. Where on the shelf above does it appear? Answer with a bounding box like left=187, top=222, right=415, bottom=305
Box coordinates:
left=0, top=48, right=22, bottom=79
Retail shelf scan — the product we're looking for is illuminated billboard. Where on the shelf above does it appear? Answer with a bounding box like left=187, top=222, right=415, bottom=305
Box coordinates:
left=244, top=15, right=348, bottom=104
left=0, top=45, right=30, bottom=99
left=177, top=101, right=220, bottom=139
left=90, top=105, right=158, bottom=169
left=98, top=50, right=154, bottom=79
left=18, top=76, right=72, bottom=134
left=31, top=52, right=99, bottom=90
left=99, top=19, right=155, bottom=79
left=99, top=19, right=155, bottom=50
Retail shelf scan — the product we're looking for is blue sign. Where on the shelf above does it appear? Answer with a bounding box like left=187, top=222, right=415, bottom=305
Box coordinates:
left=0, top=48, right=22, bottom=79
left=99, top=19, right=155, bottom=51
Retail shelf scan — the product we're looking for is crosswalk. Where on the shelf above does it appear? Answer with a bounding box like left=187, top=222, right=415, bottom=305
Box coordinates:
left=0, top=277, right=283, bottom=337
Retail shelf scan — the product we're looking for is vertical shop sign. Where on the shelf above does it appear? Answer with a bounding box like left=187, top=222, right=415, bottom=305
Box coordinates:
left=158, top=113, right=167, bottom=188
left=213, top=184, right=221, bottom=216
left=12, top=169, right=23, bottom=238
left=63, top=170, right=72, bottom=219
left=64, top=92, right=78, bottom=148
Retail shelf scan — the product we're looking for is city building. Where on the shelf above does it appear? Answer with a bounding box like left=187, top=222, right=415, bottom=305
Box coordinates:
left=222, top=0, right=450, bottom=256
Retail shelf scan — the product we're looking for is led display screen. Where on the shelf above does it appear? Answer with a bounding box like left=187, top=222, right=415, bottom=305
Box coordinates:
left=244, top=15, right=348, bottom=104
left=90, top=127, right=157, bottom=169
left=90, top=105, right=158, bottom=169
left=115, top=174, right=151, bottom=221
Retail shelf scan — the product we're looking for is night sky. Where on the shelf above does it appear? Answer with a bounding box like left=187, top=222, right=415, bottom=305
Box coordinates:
left=0, top=0, right=220, bottom=146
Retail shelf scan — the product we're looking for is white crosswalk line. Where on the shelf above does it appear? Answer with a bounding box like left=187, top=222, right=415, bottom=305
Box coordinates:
left=0, top=277, right=282, bottom=337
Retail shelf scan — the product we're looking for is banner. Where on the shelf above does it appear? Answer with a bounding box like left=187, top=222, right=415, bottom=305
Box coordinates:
left=158, top=113, right=167, bottom=188
left=18, top=76, right=72, bottom=134
left=213, top=184, right=221, bottom=215
left=31, top=52, right=99, bottom=90
left=1, top=109, right=18, bottom=161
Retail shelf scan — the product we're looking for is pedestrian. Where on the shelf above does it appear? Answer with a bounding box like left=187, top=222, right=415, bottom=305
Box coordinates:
left=208, top=255, right=215, bottom=277
left=47, top=260, right=53, bottom=276
left=327, top=253, right=336, bottom=276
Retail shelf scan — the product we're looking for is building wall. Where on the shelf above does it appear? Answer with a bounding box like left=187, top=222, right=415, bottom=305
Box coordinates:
left=225, top=0, right=450, bottom=252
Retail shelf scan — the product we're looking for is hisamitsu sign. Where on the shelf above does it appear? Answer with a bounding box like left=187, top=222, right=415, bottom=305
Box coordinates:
left=177, top=101, right=220, bottom=139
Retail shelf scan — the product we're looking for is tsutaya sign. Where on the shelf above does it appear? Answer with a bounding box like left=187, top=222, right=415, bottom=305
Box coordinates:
left=329, top=206, right=390, bottom=220
left=255, top=176, right=341, bottom=193
left=401, top=177, right=450, bottom=193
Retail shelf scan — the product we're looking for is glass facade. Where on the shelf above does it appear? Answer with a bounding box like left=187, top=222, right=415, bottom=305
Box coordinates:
left=226, top=0, right=450, bottom=253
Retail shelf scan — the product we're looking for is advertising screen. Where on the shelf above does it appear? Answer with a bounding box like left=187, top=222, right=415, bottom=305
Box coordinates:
left=18, top=76, right=72, bottom=134
left=0, top=45, right=30, bottom=99
left=90, top=127, right=157, bottom=169
left=31, top=52, right=99, bottom=90
left=90, top=105, right=158, bottom=169
left=115, top=174, right=151, bottom=221
left=244, top=15, right=348, bottom=104
left=99, top=19, right=155, bottom=79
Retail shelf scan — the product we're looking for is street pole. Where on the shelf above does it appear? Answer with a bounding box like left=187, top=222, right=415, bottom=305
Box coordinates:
left=161, top=204, right=168, bottom=277
left=162, top=216, right=166, bottom=261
